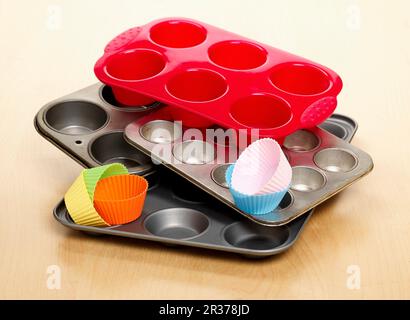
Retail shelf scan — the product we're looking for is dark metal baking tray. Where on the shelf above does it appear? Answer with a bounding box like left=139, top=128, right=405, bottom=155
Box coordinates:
left=34, top=84, right=357, bottom=256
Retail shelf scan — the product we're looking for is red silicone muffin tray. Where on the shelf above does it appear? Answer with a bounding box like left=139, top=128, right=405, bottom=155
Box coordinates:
left=94, top=17, right=343, bottom=140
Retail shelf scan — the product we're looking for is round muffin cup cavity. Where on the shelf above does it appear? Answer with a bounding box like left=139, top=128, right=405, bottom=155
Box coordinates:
left=140, top=120, right=183, bottom=144
left=314, top=148, right=358, bottom=173
left=172, top=140, right=215, bottom=165
left=283, top=130, right=320, bottom=152
left=208, top=40, right=267, bottom=70
left=45, top=101, right=108, bottom=135
left=90, top=131, right=152, bottom=169
left=230, top=94, right=292, bottom=130
left=105, top=49, right=166, bottom=81
left=105, top=49, right=166, bottom=106
left=144, top=208, right=210, bottom=240
left=150, top=20, right=207, bottom=48
left=211, top=164, right=232, bottom=188
left=166, top=69, right=228, bottom=103
left=269, top=63, right=332, bottom=96
left=319, top=122, right=348, bottom=140
left=223, top=221, right=289, bottom=250
left=290, top=166, right=326, bottom=192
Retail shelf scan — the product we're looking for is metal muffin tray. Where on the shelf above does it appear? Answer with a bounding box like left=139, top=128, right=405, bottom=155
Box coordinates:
left=53, top=167, right=310, bottom=258
left=35, top=83, right=357, bottom=257
left=125, top=112, right=373, bottom=226
left=34, top=83, right=160, bottom=175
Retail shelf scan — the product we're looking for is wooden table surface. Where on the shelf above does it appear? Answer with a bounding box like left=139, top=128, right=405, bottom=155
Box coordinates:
left=1, top=0, right=409, bottom=299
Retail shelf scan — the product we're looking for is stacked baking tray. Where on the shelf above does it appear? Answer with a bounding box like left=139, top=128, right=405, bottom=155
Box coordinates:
left=34, top=83, right=370, bottom=257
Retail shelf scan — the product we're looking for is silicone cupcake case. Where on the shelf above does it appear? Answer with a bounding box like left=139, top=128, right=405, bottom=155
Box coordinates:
left=226, top=164, right=290, bottom=215
left=34, top=83, right=358, bottom=257
left=64, top=171, right=110, bottom=227
left=64, top=164, right=130, bottom=227
left=125, top=110, right=373, bottom=226
left=230, top=139, right=282, bottom=195
left=93, top=174, right=148, bottom=225
left=94, top=17, right=343, bottom=140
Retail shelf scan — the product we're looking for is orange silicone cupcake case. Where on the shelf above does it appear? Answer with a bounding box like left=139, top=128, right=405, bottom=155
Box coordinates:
left=93, top=174, right=148, bottom=225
